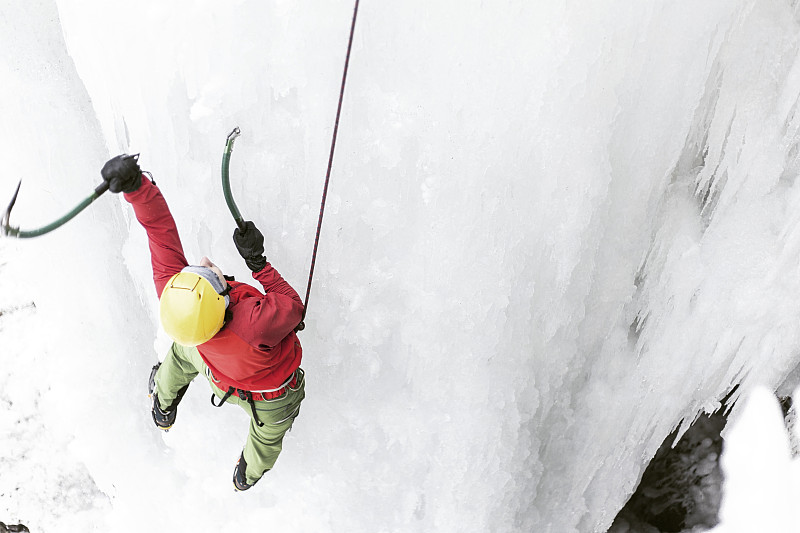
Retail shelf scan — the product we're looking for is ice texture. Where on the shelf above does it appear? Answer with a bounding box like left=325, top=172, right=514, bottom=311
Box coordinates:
left=4, top=0, right=800, bottom=532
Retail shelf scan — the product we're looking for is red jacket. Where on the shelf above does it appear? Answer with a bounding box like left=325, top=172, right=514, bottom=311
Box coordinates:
left=125, top=177, right=303, bottom=393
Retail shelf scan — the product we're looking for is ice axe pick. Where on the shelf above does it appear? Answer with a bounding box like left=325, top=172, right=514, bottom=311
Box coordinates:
left=1, top=179, right=110, bottom=239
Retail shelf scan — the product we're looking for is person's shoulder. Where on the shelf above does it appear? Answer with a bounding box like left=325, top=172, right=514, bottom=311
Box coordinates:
left=227, top=281, right=264, bottom=309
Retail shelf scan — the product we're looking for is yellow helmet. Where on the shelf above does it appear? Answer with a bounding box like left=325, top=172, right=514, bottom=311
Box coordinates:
left=159, top=271, right=226, bottom=346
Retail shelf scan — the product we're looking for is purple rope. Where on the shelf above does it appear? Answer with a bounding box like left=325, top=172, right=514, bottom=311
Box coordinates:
left=301, top=0, right=360, bottom=323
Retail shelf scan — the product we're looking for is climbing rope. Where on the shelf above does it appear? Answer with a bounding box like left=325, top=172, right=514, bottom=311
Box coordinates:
left=299, top=0, right=361, bottom=328
left=220, top=2, right=360, bottom=331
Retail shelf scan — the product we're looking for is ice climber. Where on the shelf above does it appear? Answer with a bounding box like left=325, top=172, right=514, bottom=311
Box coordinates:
left=101, top=154, right=305, bottom=491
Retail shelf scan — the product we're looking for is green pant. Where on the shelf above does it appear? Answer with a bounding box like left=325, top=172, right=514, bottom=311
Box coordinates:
left=154, top=342, right=305, bottom=485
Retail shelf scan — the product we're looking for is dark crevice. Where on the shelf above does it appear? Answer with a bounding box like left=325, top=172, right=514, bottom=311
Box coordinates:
left=609, top=385, right=800, bottom=533
left=0, top=523, right=30, bottom=533
left=609, top=394, right=734, bottom=533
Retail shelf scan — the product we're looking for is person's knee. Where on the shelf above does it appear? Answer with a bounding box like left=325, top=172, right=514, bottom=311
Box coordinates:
left=252, top=428, right=286, bottom=448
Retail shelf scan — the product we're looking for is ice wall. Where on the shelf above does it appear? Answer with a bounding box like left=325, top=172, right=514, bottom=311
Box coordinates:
left=4, top=0, right=800, bottom=531
left=0, top=0, right=152, bottom=530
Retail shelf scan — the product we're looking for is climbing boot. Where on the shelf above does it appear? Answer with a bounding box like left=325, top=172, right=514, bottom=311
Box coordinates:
left=233, top=452, right=258, bottom=491
left=148, top=363, right=160, bottom=397
left=148, top=362, right=180, bottom=431
left=150, top=391, right=177, bottom=431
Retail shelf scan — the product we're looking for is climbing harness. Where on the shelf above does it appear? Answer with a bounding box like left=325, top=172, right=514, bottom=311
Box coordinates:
left=209, top=369, right=302, bottom=428
left=1, top=179, right=110, bottom=238
left=220, top=0, right=360, bottom=331
left=211, top=386, right=264, bottom=426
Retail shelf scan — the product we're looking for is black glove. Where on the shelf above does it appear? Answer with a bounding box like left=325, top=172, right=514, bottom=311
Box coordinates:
left=101, top=154, right=142, bottom=193
left=233, top=221, right=267, bottom=272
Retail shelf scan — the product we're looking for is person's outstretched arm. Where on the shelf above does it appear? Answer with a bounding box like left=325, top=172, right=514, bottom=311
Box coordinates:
left=102, top=154, right=188, bottom=296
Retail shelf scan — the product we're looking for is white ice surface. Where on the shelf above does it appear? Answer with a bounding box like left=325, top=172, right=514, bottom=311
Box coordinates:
left=4, top=1, right=800, bottom=532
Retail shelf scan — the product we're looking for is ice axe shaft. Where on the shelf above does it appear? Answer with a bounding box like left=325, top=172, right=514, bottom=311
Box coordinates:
left=221, top=127, right=246, bottom=232
left=220, top=127, right=305, bottom=332
left=1, top=180, right=109, bottom=239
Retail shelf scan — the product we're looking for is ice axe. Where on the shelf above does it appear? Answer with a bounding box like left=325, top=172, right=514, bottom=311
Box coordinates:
left=221, top=126, right=246, bottom=232
left=1, top=179, right=110, bottom=239
left=221, top=127, right=305, bottom=331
